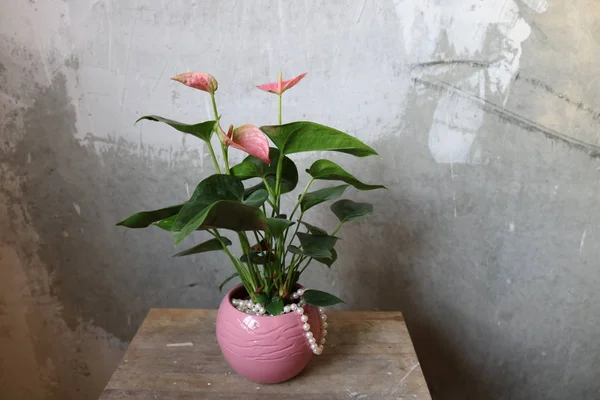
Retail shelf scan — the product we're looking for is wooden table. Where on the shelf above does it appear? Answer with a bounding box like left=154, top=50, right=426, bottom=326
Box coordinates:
left=100, top=309, right=431, bottom=399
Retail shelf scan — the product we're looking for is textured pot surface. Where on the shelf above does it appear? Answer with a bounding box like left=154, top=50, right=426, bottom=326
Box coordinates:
left=216, top=284, right=322, bottom=383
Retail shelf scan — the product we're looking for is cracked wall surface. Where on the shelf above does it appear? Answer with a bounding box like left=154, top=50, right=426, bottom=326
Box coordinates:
left=1, top=1, right=599, bottom=399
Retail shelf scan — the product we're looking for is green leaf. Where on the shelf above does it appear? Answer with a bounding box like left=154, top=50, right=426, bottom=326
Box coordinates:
left=173, top=175, right=267, bottom=244
left=300, top=221, right=328, bottom=235
left=314, top=248, right=338, bottom=267
left=288, top=244, right=326, bottom=258
left=240, top=252, right=275, bottom=264
left=307, top=159, right=386, bottom=191
left=244, top=189, right=269, bottom=208
left=261, top=121, right=378, bottom=157
left=218, top=272, right=239, bottom=292
left=303, top=289, right=345, bottom=306
left=136, top=116, right=216, bottom=142
left=231, top=147, right=299, bottom=194
left=301, top=184, right=350, bottom=212
left=291, top=232, right=339, bottom=258
left=153, top=214, right=179, bottom=231
left=265, top=296, right=284, bottom=316
left=267, top=217, right=295, bottom=237
left=254, top=293, right=270, bottom=306
left=173, top=237, right=232, bottom=257
left=331, top=199, right=373, bottom=223
left=116, top=204, right=183, bottom=228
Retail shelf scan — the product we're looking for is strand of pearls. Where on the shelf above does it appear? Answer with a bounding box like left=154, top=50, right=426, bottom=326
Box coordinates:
left=231, top=288, right=328, bottom=355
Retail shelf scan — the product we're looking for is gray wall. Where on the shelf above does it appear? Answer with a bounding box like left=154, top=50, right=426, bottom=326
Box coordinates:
left=1, top=0, right=599, bottom=399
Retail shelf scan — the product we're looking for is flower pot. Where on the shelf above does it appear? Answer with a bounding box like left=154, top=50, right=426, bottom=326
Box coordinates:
left=216, top=284, right=323, bottom=383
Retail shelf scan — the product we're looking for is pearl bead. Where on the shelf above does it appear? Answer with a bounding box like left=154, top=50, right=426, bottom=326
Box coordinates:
left=300, top=315, right=309, bottom=322
left=232, top=299, right=239, bottom=305
left=310, top=343, right=318, bottom=352
left=322, top=322, right=328, bottom=329
left=296, top=307, right=304, bottom=315
left=320, top=338, right=326, bottom=345
left=292, top=292, right=299, bottom=299
left=290, top=304, right=298, bottom=311
left=283, top=305, right=291, bottom=313
left=297, top=288, right=305, bottom=296
left=315, top=347, right=323, bottom=355
left=320, top=314, right=327, bottom=321
left=318, top=307, right=325, bottom=314
left=322, top=330, right=327, bottom=337
left=305, top=331, right=313, bottom=339
left=302, top=323, right=311, bottom=331
left=308, top=337, right=316, bottom=345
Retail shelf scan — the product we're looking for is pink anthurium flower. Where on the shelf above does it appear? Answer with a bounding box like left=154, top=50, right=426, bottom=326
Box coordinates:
left=218, top=123, right=271, bottom=164
left=171, top=72, right=218, bottom=94
left=257, top=72, right=307, bottom=95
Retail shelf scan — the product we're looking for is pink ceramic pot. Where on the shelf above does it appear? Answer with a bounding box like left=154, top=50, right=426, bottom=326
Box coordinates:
left=216, top=284, right=322, bottom=383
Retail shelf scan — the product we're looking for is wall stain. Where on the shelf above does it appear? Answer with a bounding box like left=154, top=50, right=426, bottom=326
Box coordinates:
left=413, top=76, right=600, bottom=159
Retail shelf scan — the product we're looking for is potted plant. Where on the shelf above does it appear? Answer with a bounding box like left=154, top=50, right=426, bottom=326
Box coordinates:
left=117, top=71, right=384, bottom=383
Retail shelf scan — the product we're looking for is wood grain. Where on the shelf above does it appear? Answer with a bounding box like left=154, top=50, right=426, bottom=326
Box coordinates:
left=99, top=309, right=431, bottom=399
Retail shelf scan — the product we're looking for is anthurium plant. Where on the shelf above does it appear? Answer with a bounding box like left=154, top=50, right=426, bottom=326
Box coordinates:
left=117, top=72, right=384, bottom=315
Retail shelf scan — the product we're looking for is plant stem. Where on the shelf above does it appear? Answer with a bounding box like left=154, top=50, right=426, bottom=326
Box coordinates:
left=289, top=178, right=314, bottom=221
left=211, top=229, right=255, bottom=292
left=209, top=93, right=230, bottom=175
left=332, top=221, right=345, bottom=236
left=206, top=141, right=222, bottom=174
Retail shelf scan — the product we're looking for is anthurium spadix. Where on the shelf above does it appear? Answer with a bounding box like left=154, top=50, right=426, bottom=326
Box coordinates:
left=171, top=72, right=218, bottom=94
left=218, top=123, right=271, bottom=164
left=257, top=72, right=307, bottom=95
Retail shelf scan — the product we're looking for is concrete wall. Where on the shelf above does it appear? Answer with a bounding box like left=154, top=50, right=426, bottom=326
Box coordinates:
left=1, top=1, right=599, bottom=399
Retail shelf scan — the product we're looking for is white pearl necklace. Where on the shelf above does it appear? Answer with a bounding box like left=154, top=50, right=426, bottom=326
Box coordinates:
left=230, top=287, right=328, bottom=355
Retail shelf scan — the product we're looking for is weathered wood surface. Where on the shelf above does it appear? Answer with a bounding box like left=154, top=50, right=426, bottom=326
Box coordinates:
left=100, top=309, right=431, bottom=399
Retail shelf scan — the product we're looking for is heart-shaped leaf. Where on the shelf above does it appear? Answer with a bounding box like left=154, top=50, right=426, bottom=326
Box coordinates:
left=267, top=217, right=295, bottom=237
left=174, top=175, right=267, bottom=244
left=218, top=272, right=239, bottom=292
left=307, top=159, right=386, bottom=191
left=261, top=121, right=378, bottom=157
left=303, top=289, right=345, bottom=306
left=314, top=248, right=338, bottom=267
left=244, top=189, right=269, bottom=208
left=116, top=204, right=183, bottom=229
left=265, top=296, right=284, bottom=316
left=136, top=116, right=216, bottom=142
left=173, top=237, right=232, bottom=257
left=301, top=184, right=350, bottom=212
left=331, top=199, right=373, bottom=223
left=300, top=221, right=328, bottom=235
left=231, top=147, right=299, bottom=194
left=290, top=232, right=338, bottom=258
left=288, top=244, right=329, bottom=259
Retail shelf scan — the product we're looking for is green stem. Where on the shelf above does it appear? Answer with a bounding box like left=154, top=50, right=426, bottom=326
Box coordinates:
left=209, top=92, right=230, bottom=175
left=289, top=178, right=314, bottom=221
left=211, top=229, right=255, bottom=292
left=278, top=93, right=282, bottom=125
left=282, top=211, right=304, bottom=266
left=332, top=221, right=345, bottom=236
left=238, top=232, right=260, bottom=289
left=221, top=144, right=230, bottom=174
left=206, top=141, right=222, bottom=174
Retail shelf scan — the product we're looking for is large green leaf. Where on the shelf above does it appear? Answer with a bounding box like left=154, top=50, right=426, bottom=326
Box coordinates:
left=116, top=204, right=183, bottom=228
left=288, top=244, right=329, bottom=259
left=173, top=175, right=267, bottom=244
left=307, top=159, right=386, bottom=190
left=267, top=217, right=295, bottom=237
left=301, top=184, right=350, bottom=212
left=303, top=289, right=345, bottom=306
left=231, top=147, right=299, bottom=194
left=331, top=199, right=373, bottom=223
left=243, top=189, right=269, bottom=208
left=136, top=116, right=216, bottom=142
left=173, top=237, right=232, bottom=257
left=260, top=121, right=378, bottom=157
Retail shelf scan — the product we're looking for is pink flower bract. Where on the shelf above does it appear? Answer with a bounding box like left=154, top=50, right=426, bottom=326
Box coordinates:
left=218, top=124, right=270, bottom=164
left=257, top=72, right=307, bottom=95
left=171, top=72, right=218, bottom=94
